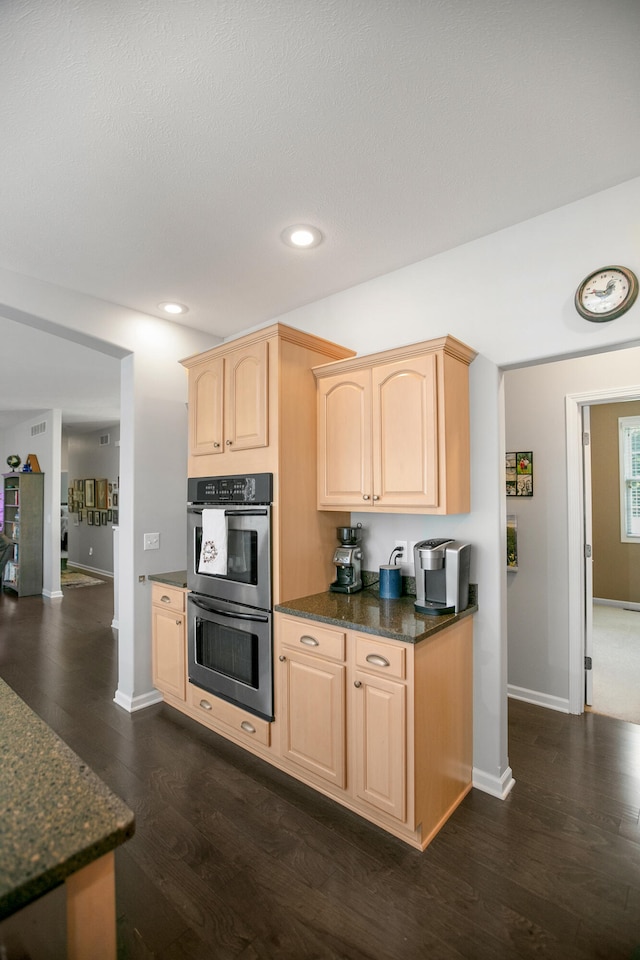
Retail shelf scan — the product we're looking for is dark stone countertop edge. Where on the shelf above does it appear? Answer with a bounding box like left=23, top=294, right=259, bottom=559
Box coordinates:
left=148, top=570, right=188, bottom=589
left=0, top=679, right=135, bottom=920
left=275, top=584, right=478, bottom=645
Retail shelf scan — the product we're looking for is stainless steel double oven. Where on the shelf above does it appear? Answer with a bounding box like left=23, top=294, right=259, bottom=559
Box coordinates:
left=187, top=473, right=274, bottom=721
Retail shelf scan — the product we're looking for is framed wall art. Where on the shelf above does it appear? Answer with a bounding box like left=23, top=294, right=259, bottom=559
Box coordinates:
left=85, top=479, right=95, bottom=508
left=506, top=451, right=533, bottom=497
left=96, top=478, right=108, bottom=510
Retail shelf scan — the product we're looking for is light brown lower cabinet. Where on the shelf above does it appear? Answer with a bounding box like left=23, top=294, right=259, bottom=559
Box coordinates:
left=151, top=583, right=186, bottom=701
left=151, top=585, right=472, bottom=850
left=275, top=612, right=473, bottom=850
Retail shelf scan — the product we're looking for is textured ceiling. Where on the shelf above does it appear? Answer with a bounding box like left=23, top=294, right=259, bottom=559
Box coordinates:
left=2, top=0, right=640, bottom=430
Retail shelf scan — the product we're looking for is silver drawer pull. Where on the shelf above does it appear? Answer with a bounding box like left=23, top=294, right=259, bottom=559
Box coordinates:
left=161, top=595, right=171, bottom=603
left=300, top=635, right=320, bottom=647
left=240, top=720, right=256, bottom=734
left=354, top=680, right=362, bottom=688
left=362, top=494, right=370, bottom=500
left=199, top=699, right=213, bottom=711
left=366, top=654, right=390, bottom=667
left=213, top=441, right=220, bottom=448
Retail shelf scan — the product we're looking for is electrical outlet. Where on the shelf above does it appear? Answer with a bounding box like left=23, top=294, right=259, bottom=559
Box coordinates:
left=143, top=532, right=160, bottom=551
left=394, top=540, right=407, bottom=559
left=393, top=540, right=410, bottom=574
left=89, top=547, right=93, bottom=556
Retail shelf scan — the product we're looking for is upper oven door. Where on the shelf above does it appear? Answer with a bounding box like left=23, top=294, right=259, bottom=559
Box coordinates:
left=187, top=504, right=271, bottom=610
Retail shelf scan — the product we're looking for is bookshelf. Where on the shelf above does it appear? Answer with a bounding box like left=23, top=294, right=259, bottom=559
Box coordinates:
left=2, top=472, right=44, bottom=596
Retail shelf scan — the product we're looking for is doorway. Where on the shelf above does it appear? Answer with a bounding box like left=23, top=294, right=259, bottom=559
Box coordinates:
left=566, top=386, right=640, bottom=721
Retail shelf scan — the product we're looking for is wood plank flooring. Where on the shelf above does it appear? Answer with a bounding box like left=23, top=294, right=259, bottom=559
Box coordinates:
left=0, top=583, right=639, bottom=959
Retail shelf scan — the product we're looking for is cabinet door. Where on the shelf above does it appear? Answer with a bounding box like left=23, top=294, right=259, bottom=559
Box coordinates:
left=189, top=356, right=224, bottom=457
left=353, top=670, right=406, bottom=821
left=152, top=605, right=186, bottom=700
left=317, top=369, right=372, bottom=508
left=280, top=649, right=346, bottom=787
left=371, top=353, right=438, bottom=509
left=224, top=340, right=268, bottom=452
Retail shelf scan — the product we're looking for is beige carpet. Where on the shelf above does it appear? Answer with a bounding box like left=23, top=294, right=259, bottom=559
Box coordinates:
left=590, top=603, right=640, bottom=725
left=60, top=569, right=106, bottom=588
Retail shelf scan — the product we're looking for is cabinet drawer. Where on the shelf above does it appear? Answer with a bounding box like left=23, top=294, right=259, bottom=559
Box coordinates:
left=279, top=617, right=346, bottom=662
left=187, top=683, right=271, bottom=747
left=355, top=634, right=406, bottom=680
left=151, top=582, right=185, bottom=613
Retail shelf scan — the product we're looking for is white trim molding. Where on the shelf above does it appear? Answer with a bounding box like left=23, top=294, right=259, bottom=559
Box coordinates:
left=113, top=689, right=163, bottom=713
left=473, top=765, right=515, bottom=800
left=508, top=685, right=570, bottom=713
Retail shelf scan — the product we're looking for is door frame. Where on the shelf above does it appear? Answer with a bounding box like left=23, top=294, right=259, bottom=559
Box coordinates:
left=566, top=384, right=640, bottom=714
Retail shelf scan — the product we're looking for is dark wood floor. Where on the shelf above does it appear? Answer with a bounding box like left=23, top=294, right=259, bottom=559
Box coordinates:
left=1, top=583, right=640, bottom=959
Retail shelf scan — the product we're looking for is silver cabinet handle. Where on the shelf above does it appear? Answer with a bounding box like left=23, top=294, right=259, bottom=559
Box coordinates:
left=225, top=439, right=233, bottom=445
left=300, top=635, right=319, bottom=647
left=240, top=720, right=256, bottom=734
left=279, top=655, right=286, bottom=661
left=366, top=654, right=390, bottom=667
left=362, top=494, right=370, bottom=500
left=161, top=595, right=171, bottom=603
left=213, top=442, right=220, bottom=448
left=199, top=699, right=212, bottom=711
left=176, top=619, right=181, bottom=626
left=354, top=680, right=362, bottom=688
left=372, top=495, right=379, bottom=501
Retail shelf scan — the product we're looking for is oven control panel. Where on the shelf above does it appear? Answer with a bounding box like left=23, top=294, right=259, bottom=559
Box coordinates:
left=188, top=473, right=273, bottom=504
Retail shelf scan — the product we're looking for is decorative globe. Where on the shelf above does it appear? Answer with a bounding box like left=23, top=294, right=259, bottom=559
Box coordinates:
left=6, top=455, right=21, bottom=470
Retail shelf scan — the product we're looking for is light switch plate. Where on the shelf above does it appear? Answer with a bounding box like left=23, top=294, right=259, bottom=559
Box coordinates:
left=143, top=532, right=160, bottom=550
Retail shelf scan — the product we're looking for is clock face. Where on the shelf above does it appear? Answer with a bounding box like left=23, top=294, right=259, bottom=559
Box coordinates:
left=575, top=266, right=638, bottom=322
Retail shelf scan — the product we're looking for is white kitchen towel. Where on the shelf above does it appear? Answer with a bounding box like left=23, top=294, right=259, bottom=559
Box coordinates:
left=198, top=508, right=228, bottom=575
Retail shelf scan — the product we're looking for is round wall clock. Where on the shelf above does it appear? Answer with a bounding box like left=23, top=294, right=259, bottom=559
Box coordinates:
left=575, top=265, right=638, bottom=322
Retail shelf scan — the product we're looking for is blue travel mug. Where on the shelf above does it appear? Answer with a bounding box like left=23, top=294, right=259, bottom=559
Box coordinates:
left=379, top=564, right=401, bottom=599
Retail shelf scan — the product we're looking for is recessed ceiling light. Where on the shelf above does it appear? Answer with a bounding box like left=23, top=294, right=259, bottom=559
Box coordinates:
left=281, top=224, right=323, bottom=249
left=159, top=301, right=189, bottom=315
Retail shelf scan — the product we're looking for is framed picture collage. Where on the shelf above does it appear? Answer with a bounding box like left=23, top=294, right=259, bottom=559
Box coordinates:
left=67, top=478, right=119, bottom=527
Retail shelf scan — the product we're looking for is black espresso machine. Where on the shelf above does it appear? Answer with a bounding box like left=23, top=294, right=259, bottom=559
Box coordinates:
left=330, top=525, right=363, bottom=594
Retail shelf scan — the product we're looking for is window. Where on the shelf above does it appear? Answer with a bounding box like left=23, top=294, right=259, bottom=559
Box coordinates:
left=619, top=416, right=640, bottom=542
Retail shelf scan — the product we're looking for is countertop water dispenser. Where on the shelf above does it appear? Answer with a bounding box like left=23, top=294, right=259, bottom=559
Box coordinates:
left=413, top=538, right=470, bottom=616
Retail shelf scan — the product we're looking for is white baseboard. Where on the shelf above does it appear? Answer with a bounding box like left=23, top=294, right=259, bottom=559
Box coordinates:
left=65, top=562, right=113, bottom=579
left=113, top=688, right=163, bottom=713
left=43, top=589, right=63, bottom=599
left=473, top=765, right=515, bottom=799
left=508, top=684, right=570, bottom=713
left=594, top=597, right=640, bottom=612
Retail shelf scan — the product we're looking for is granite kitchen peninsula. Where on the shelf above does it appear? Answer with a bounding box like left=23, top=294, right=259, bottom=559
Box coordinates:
left=0, top=677, right=134, bottom=959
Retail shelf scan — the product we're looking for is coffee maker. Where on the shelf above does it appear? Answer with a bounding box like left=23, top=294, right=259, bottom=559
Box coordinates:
left=413, top=538, right=470, bottom=616
left=330, top=526, right=363, bottom=594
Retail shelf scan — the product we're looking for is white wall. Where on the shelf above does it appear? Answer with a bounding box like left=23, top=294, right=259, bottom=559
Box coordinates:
left=3, top=175, right=640, bottom=791
left=504, top=345, right=640, bottom=710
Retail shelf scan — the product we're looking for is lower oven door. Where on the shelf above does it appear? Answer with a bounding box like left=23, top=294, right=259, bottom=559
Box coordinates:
left=187, top=593, right=273, bottom=721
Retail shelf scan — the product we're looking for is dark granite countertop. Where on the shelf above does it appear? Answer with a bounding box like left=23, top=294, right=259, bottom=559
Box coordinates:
left=275, top=584, right=477, bottom=644
left=0, top=678, right=135, bottom=920
left=148, top=570, right=188, bottom=588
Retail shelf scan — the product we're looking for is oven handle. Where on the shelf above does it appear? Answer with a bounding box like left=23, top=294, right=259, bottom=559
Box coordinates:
left=188, top=508, right=269, bottom=517
left=189, top=595, right=270, bottom=623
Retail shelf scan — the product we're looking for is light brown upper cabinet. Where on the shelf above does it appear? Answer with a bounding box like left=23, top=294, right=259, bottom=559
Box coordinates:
left=186, top=338, right=269, bottom=459
left=314, top=335, right=476, bottom=514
